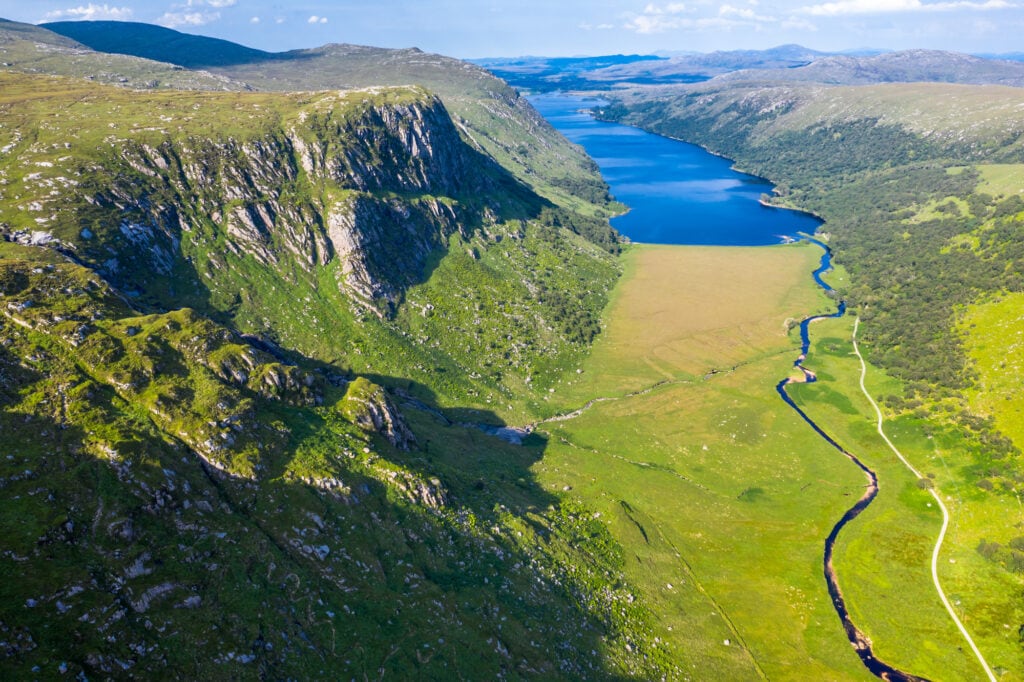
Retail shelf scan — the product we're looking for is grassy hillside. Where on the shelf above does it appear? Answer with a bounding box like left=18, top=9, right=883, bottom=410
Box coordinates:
left=0, top=71, right=619, bottom=420
left=41, top=19, right=274, bottom=68
left=0, top=66, right=664, bottom=679
left=0, top=19, right=247, bottom=91
left=0, top=240, right=663, bottom=679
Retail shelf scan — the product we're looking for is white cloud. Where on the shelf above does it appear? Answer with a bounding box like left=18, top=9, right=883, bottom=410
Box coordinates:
left=625, top=15, right=684, bottom=32
left=307, top=15, right=328, bottom=24
left=625, top=15, right=755, bottom=32
left=42, top=3, right=133, bottom=21
left=624, top=2, right=693, bottom=32
left=579, top=21, right=616, bottom=29
left=275, top=17, right=285, bottom=24
left=642, top=2, right=689, bottom=14
left=625, top=1, right=779, bottom=31
left=250, top=16, right=260, bottom=24
left=719, top=4, right=756, bottom=18
left=801, top=0, right=1012, bottom=15
left=206, top=0, right=238, bottom=7
left=157, top=11, right=220, bottom=27
left=781, top=16, right=819, bottom=29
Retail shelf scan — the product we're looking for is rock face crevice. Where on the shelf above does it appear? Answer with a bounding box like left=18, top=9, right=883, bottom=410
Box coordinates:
left=326, top=193, right=460, bottom=313
left=318, top=95, right=475, bottom=197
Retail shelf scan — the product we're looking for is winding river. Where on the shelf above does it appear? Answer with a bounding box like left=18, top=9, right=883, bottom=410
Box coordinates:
left=776, top=241, right=927, bottom=682
left=533, top=94, right=926, bottom=680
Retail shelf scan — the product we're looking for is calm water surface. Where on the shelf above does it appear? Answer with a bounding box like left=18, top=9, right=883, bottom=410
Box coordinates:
left=529, top=93, right=822, bottom=245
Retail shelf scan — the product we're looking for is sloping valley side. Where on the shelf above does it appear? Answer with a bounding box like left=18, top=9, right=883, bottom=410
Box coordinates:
left=0, top=72, right=680, bottom=679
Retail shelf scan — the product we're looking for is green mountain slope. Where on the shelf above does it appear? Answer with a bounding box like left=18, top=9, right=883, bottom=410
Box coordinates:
left=0, top=71, right=619, bottom=418
left=0, top=19, right=247, bottom=91
left=0, top=64, right=670, bottom=678
left=41, top=19, right=275, bottom=68
left=0, top=239, right=663, bottom=679
left=41, top=20, right=618, bottom=219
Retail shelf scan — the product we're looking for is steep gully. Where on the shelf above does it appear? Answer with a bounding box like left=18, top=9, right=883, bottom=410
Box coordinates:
left=776, top=238, right=927, bottom=681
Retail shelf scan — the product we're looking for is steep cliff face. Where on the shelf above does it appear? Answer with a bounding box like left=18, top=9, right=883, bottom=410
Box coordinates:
left=58, top=87, right=496, bottom=318
left=36, top=20, right=620, bottom=216
left=1, top=72, right=618, bottom=414
left=326, top=193, right=461, bottom=311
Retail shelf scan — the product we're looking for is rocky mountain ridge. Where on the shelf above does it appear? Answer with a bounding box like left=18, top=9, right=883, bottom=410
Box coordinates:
left=39, top=19, right=618, bottom=218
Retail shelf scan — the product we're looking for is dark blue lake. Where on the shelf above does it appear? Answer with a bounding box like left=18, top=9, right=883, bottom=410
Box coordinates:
left=529, top=93, right=822, bottom=246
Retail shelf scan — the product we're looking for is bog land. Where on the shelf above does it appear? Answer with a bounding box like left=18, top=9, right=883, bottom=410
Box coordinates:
left=532, top=242, right=1014, bottom=679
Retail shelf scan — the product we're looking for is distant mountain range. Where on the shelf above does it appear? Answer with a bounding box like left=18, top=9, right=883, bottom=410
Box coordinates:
left=473, top=43, right=1024, bottom=90
left=716, top=49, right=1024, bottom=86
left=586, top=44, right=830, bottom=82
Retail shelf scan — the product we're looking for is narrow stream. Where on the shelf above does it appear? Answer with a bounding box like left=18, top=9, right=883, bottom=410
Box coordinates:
left=776, top=239, right=928, bottom=682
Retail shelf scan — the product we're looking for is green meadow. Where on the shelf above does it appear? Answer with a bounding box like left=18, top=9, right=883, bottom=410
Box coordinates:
left=792, top=314, right=1022, bottom=679
left=532, top=243, right=1018, bottom=679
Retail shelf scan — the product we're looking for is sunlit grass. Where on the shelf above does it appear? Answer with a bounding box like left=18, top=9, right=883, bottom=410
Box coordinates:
left=535, top=243, right=871, bottom=679
left=548, top=243, right=829, bottom=410
left=532, top=242, right=1015, bottom=679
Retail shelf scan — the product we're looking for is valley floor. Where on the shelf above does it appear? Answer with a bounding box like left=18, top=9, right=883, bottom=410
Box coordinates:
left=530, top=243, right=1020, bottom=680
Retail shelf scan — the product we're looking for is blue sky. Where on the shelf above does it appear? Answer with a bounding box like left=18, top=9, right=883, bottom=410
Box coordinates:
left=2, top=0, right=1022, bottom=57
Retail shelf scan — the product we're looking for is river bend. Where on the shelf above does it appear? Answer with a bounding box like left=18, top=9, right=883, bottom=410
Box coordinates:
left=777, top=240, right=927, bottom=682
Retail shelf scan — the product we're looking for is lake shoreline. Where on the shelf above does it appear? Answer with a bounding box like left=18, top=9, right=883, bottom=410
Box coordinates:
left=529, top=92, right=823, bottom=246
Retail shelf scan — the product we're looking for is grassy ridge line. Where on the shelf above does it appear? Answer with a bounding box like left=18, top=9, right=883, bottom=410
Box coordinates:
left=853, top=317, right=997, bottom=681
left=0, top=19, right=248, bottom=91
